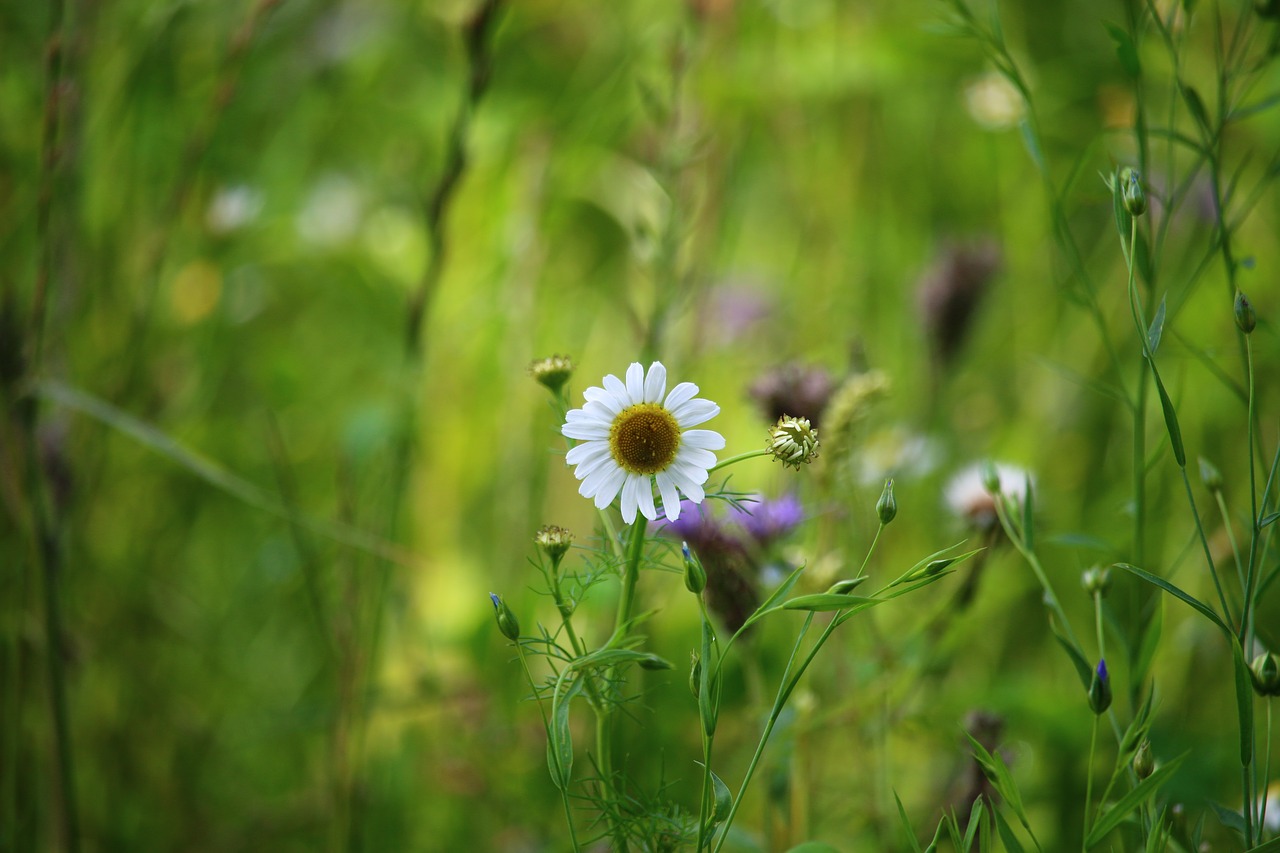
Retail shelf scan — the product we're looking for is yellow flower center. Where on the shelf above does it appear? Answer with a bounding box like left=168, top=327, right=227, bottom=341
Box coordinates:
left=609, top=403, right=681, bottom=475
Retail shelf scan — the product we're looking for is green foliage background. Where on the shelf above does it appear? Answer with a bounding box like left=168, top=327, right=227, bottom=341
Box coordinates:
left=3, top=0, right=1279, bottom=850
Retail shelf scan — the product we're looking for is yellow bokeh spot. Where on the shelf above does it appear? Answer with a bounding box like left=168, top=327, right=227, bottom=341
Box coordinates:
left=170, top=259, right=223, bottom=324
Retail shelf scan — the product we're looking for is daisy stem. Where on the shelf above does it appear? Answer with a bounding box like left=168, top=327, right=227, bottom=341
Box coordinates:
left=515, top=640, right=581, bottom=852
left=708, top=448, right=771, bottom=474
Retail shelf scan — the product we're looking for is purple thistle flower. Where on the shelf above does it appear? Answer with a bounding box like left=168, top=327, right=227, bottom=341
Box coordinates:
left=727, top=494, right=805, bottom=547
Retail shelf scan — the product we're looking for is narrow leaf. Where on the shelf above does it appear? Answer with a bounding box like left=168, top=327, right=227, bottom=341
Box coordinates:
left=1111, top=169, right=1132, bottom=244
left=1049, top=615, right=1093, bottom=691
left=710, top=771, right=732, bottom=824
left=894, top=791, right=925, bottom=853
left=1085, top=754, right=1186, bottom=846
left=1147, top=295, right=1167, bottom=354
left=1181, top=82, right=1212, bottom=134
left=1019, top=119, right=1046, bottom=176
left=783, top=593, right=877, bottom=612
left=1244, top=837, right=1280, bottom=852
left=991, top=805, right=1027, bottom=853
left=1150, top=366, right=1186, bottom=467
left=1209, top=801, right=1246, bottom=836
left=1260, top=510, right=1280, bottom=529
left=1115, top=563, right=1228, bottom=634
left=1104, top=23, right=1141, bottom=79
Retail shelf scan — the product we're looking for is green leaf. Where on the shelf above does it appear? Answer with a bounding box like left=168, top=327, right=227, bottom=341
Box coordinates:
left=1181, top=82, right=1212, bottom=134
left=1086, top=754, right=1186, bottom=847
left=548, top=673, right=582, bottom=790
left=699, top=619, right=718, bottom=737
left=1104, top=23, right=1140, bottom=79
left=1111, top=169, right=1132, bottom=245
left=738, top=563, right=807, bottom=632
left=893, top=791, right=925, bottom=853
left=965, top=734, right=1040, bottom=850
left=783, top=593, right=876, bottom=612
left=1148, top=365, right=1186, bottom=467
left=1049, top=615, right=1093, bottom=691
left=1244, top=836, right=1280, bottom=852
left=961, top=796, right=984, bottom=851
left=711, top=771, right=732, bottom=824
left=991, top=805, right=1027, bottom=853
left=1231, top=635, right=1254, bottom=767
left=1260, top=510, right=1280, bottom=529
left=1147, top=295, right=1167, bottom=354
left=1114, top=563, right=1228, bottom=634
left=1209, top=801, right=1246, bottom=837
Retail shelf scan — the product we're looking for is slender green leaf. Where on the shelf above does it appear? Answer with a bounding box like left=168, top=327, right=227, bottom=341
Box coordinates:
left=1260, top=510, right=1280, bottom=529
left=1114, top=563, right=1228, bottom=634
left=991, top=805, right=1027, bottom=853
left=1244, top=836, right=1280, bottom=852
left=1152, top=366, right=1187, bottom=466
left=1181, top=82, right=1212, bottom=134
left=1209, top=801, right=1246, bottom=836
left=1231, top=635, right=1254, bottom=767
left=1111, top=169, right=1132, bottom=245
left=965, top=734, right=1040, bottom=850
left=1147, top=295, right=1167, bottom=354
left=1019, top=119, right=1045, bottom=176
left=1049, top=614, right=1093, bottom=691
left=738, top=564, right=807, bottom=632
left=1085, top=754, right=1186, bottom=847
left=961, top=795, right=984, bottom=850
left=711, top=771, right=732, bottom=824
left=548, top=673, right=582, bottom=790
left=893, top=791, right=925, bottom=853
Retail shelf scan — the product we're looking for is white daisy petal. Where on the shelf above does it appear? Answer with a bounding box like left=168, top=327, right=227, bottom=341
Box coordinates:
left=643, top=362, right=667, bottom=403
left=625, top=363, right=645, bottom=403
left=565, top=442, right=608, bottom=465
left=620, top=474, right=645, bottom=523
left=603, top=373, right=630, bottom=408
left=636, top=477, right=657, bottom=520
left=676, top=446, right=718, bottom=470
left=671, top=398, right=720, bottom=427
left=664, top=382, right=698, bottom=410
left=590, top=466, right=627, bottom=509
left=681, top=429, right=726, bottom=450
left=584, top=386, right=623, bottom=414
left=563, top=422, right=610, bottom=441
left=671, top=457, right=711, bottom=486
left=581, top=400, right=619, bottom=421
left=656, top=472, right=682, bottom=521
left=675, top=475, right=705, bottom=504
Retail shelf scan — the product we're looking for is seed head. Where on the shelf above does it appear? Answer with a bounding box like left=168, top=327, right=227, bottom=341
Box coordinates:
left=1081, top=566, right=1112, bottom=598
left=535, top=524, right=574, bottom=567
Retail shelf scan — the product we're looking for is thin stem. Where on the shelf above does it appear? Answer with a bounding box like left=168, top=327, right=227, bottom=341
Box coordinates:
left=695, top=598, right=718, bottom=851
left=1083, top=714, right=1100, bottom=850
left=708, top=448, right=771, bottom=474
left=1214, top=490, right=1247, bottom=595
left=1241, top=336, right=1259, bottom=651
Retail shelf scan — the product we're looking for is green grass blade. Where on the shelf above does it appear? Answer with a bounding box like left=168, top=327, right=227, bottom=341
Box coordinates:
left=1085, top=753, right=1186, bottom=847
left=1114, top=563, right=1228, bottom=634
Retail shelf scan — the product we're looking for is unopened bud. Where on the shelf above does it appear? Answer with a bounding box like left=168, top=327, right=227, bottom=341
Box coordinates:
left=1250, top=652, right=1280, bottom=697
left=682, top=542, right=707, bottom=594
left=638, top=653, right=674, bottom=671
left=876, top=478, right=898, bottom=525
left=1235, top=291, right=1256, bottom=334
left=1120, top=167, right=1147, bottom=217
left=1198, top=457, right=1224, bottom=494
left=1082, top=566, right=1112, bottom=598
left=827, top=577, right=869, bottom=595
left=528, top=354, right=574, bottom=394
left=489, top=592, right=521, bottom=641
left=689, top=651, right=702, bottom=699
left=535, top=524, right=574, bottom=567
left=1133, top=740, right=1156, bottom=779
left=980, top=460, right=1001, bottom=493
left=767, top=415, right=820, bottom=469
left=1088, top=659, right=1112, bottom=715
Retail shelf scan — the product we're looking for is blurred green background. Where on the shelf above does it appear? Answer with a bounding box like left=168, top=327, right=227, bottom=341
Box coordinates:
left=4, top=0, right=1279, bottom=849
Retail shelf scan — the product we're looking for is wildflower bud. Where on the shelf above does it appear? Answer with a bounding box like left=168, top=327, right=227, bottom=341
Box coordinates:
left=1250, top=652, right=1280, bottom=697
left=682, top=542, right=707, bottom=595
left=638, top=653, right=674, bottom=671
left=689, top=651, right=702, bottom=699
left=528, top=354, right=573, bottom=394
left=1234, top=291, right=1256, bottom=334
left=827, top=577, right=869, bottom=595
left=1088, top=659, right=1112, bottom=715
left=767, top=415, right=820, bottom=469
left=535, top=524, right=574, bottom=568
left=489, top=592, right=520, bottom=641
left=980, top=460, right=1001, bottom=493
left=1133, top=740, right=1156, bottom=779
left=1120, top=167, right=1147, bottom=217
left=876, top=478, right=898, bottom=525
left=1198, top=457, right=1224, bottom=494
left=1081, top=566, right=1112, bottom=598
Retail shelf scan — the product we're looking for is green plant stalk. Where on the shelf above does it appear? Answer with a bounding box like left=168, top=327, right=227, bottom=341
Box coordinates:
left=995, top=499, right=1082, bottom=653
left=695, top=598, right=719, bottom=851
left=515, top=640, right=581, bottom=852
left=1122, top=213, right=1150, bottom=571
left=708, top=449, right=771, bottom=474
left=1083, top=715, right=1100, bottom=850
left=1213, top=490, right=1247, bottom=595
left=1241, top=337, right=1260, bottom=649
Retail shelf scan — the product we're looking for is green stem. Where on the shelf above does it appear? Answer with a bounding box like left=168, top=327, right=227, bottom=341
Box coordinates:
left=1083, top=714, right=1100, bottom=850
left=1241, top=336, right=1259, bottom=651
left=695, top=598, right=718, bottom=851
left=1124, top=213, right=1148, bottom=570
left=707, top=448, right=771, bottom=474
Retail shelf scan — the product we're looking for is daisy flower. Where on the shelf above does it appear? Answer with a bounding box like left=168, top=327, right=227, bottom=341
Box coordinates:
left=944, top=461, right=1033, bottom=530
left=562, top=362, right=725, bottom=524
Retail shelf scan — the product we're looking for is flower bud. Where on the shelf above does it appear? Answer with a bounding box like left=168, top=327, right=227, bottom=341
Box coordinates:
left=1081, top=566, right=1112, bottom=598
left=1250, top=652, right=1280, bottom=697
left=489, top=592, right=521, bottom=641
left=1133, top=740, right=1156, bottom=779
left=1235, top=291, right=1256, bottom=334
left=1120, top=167, right=1147, bottom=216
left=826, top=577, right=869, bottom=595
left=682, top=542, right=707, bottom=594
left=638, top=653, right=674, bottom=671
left=527, top=354, right=573, bottom=394
left=767, top=415, right=820, bottom=469
left=1198, top=457, right=1224, bottom=494
left=1088, top=659, right=1112, bottom=715
left=535, top=524, right=574, bottom=567
left=876, top=478, right=898, bottom=525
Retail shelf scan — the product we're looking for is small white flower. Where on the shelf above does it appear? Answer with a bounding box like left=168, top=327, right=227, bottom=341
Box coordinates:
left=562, top=362, right=725, bottom=524
left=944, top=462, right=1033, bottom=529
